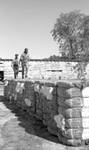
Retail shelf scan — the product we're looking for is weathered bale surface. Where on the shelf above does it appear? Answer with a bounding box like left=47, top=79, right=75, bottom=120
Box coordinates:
left=4, top=80, right=10, bottom=94
left=43, top=82, right=57, bottom=96
left=4, top=80, right=10, bottom=99
left=40, top=85, right=55, bottom=100
left=62, top=128, right=89, bottom=140
left=35, top=109, right=43, bottom=120
left=57, top=87, right=82, bottom=99
left=59, top=97, right=89, bottom=108
left=62, top=128, right=83, bottom=139
left=64, top=97, right=83, bottom=108
left=43, top=115, right=57, bottom=130
left=4, top=80, right=16, bottom=101
left=58, top=131, right=83, bottom=146
left=35, top=92, right=43, bottom=120
left=22, top=81, right=36, bottom=113
left=57, top=81, right=74, bottom=89
left=47, top=126, right=58, bottom=136
left=57, top=97, right=83, bottom=108
left=34, top=82, right=43, bottom=119
left=42, top=97, right=58, bottom=115
left=54, top=114, right=65, bottom=131
left=36, top=93, right=43, bottom=110
left=63, top=108, right=82, bottom=118
left=14, top=81, right=25, bottom=107
left=57, top=81, right=83, bottom=89
left=63, top=107, right=89, bottom=118
left=57, top=97, right=67, bottom=108
left=43, top=111, right=58, bottom=121
left=65, top=118, right=82, bottom=128
left=65, top=118, right=89, bottom=128
left=58, top=106, right=65, bottom=115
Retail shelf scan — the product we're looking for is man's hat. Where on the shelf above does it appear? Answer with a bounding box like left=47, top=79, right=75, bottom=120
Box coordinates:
left=24, top=48, right=28, bottom=50
left=24, top=48, right=28, bottom=53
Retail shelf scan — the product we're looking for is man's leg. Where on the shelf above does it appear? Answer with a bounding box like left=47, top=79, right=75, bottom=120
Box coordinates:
left=16, top=68, right=19, bottom=79
left=15, top=68, right=19, bottom=79
left=14, top=72, right=16, bottom=79
left=13, top=68, right=16, bottom=79
left=16, top=72, right=18, bottom=79
left=25, top=65, right=28, bottom=78
left=22, top=65, right=24, bottom=79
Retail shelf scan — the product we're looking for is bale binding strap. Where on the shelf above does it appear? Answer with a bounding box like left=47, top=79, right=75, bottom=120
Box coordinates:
left=4, top=79, right=89, bottom=146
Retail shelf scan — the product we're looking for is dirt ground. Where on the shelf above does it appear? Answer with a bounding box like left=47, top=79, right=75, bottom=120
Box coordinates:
left=0, top=84, right=89, bottom=150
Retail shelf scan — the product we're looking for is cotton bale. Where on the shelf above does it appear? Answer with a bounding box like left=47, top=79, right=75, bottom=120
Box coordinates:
left=62, top=128, right=83, bottom=139
left=23, top=81, right=36, bottom=113
left=64, top=97, right=83, bottom=108
left=15, top=81, right=25, bottom=108
left=58, top=132, right=82, bottom=146
left=65, top=118, right=89, bottom=129
left=63, top=108, right=81, bottom=118
left=57, top=87, right=82, bottom=99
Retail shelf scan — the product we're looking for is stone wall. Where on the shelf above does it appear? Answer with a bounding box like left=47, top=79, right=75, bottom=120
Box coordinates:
left=4, top=79, right=89, bottom=146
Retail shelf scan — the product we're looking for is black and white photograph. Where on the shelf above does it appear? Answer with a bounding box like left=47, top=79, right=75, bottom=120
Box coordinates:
left=0, top=0, right=89, bottom=149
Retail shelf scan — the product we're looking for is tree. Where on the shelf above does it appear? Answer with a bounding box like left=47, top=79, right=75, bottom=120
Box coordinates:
left=51, top=10, right=89, bottom=79
left=79, top=16, right=89, bottom=57
left=51, top=10, right=89, bottom=59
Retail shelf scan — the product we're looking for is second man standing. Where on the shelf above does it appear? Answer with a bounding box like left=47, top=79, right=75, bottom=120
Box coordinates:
left=20, top=48, right=30, bottom=79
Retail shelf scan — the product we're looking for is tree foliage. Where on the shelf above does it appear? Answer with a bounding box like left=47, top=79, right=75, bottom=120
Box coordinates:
left=51, top=10, right=89, bottom=60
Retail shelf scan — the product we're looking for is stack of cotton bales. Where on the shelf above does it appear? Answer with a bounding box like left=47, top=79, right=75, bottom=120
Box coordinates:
left=54, top=81, right=89, bottom=146
left=4, top=79, right=89, bottom=146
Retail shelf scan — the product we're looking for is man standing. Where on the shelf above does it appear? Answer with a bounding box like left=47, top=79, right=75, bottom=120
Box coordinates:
left=20, top=48, right=30, bottom=79
left=12, top=54, right=19, bottom=79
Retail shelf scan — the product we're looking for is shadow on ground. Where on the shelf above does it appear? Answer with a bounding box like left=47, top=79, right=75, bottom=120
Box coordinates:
left=1, top=97, right=59, bottom=144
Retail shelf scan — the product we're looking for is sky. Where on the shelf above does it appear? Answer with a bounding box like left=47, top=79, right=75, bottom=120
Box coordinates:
left=0, top=0, right=89, bottom=59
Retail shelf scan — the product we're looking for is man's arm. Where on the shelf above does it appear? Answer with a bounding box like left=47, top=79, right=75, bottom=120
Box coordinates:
left=19, top=54, right=23, bottom=65
left=11, top=60, right=14, bottom=69
left=27, top=54, right=30, bottom=61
